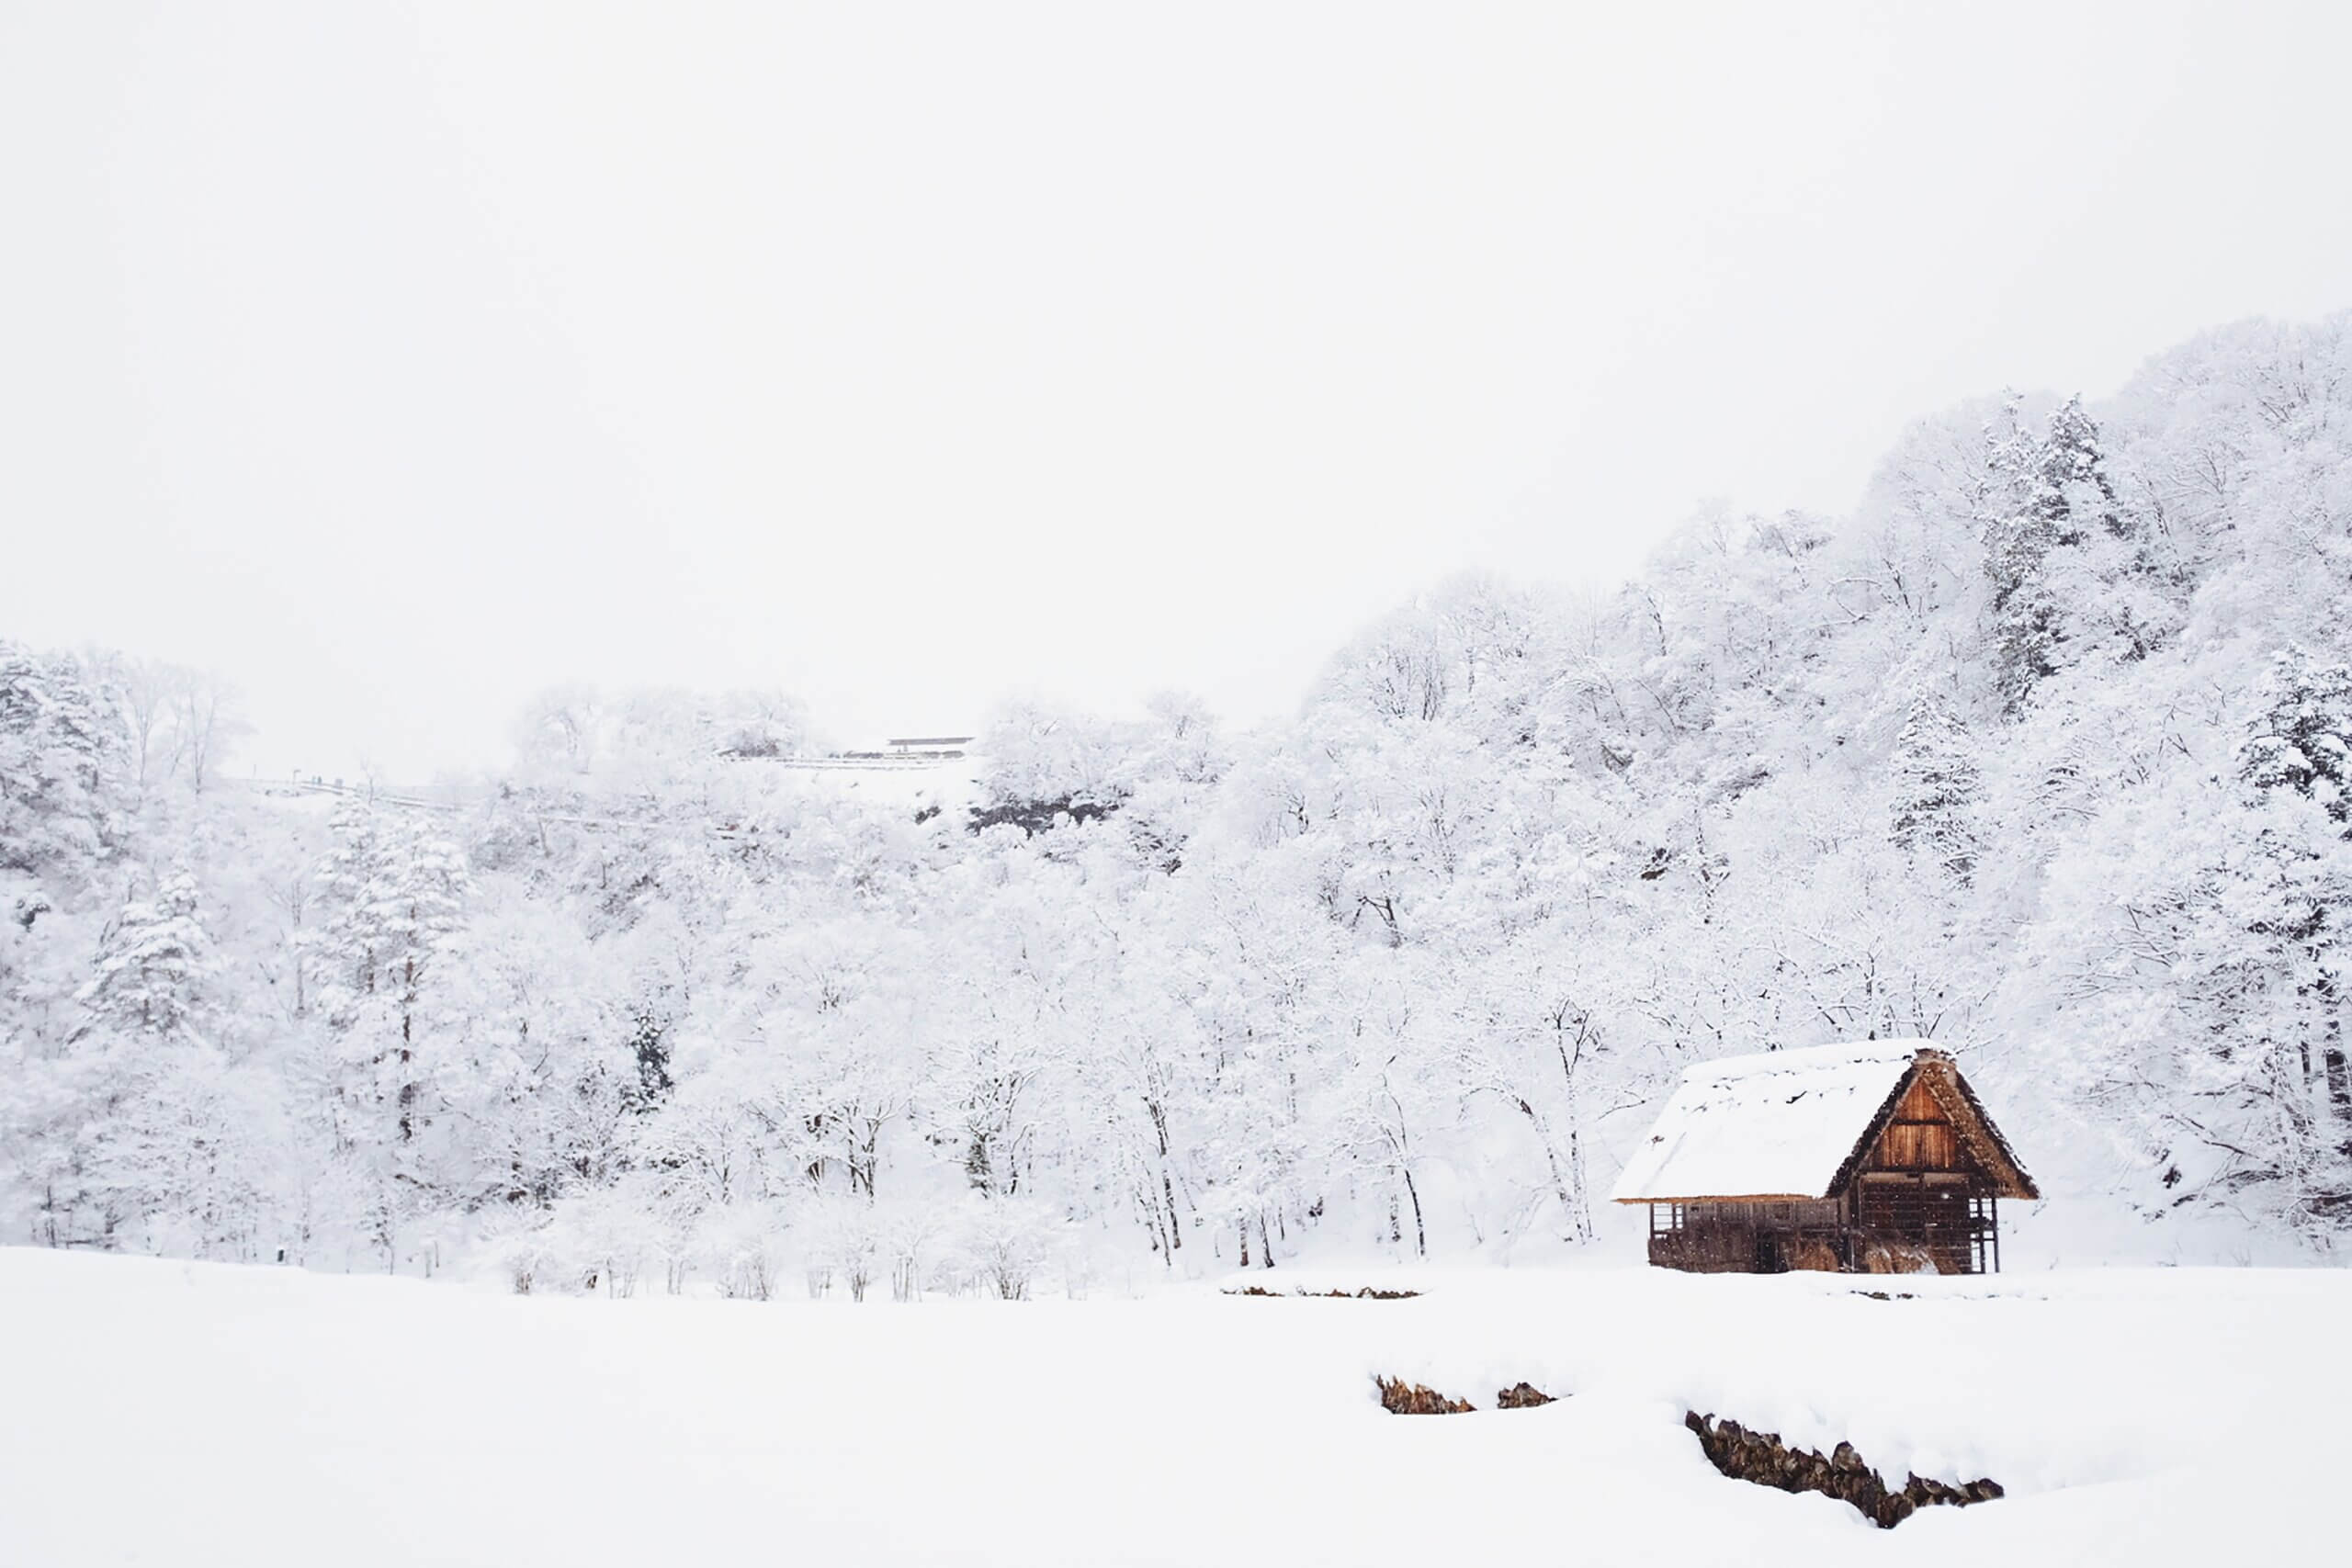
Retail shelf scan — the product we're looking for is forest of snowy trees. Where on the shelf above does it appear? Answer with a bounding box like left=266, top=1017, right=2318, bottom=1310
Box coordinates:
left=6, top=313, right=2351, bottom=1292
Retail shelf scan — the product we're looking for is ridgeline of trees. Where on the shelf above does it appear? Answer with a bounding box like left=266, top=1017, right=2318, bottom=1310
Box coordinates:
left=6, top=313, right=2352, bottom=1291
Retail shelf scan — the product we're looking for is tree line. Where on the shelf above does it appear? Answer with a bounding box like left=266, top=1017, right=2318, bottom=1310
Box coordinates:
left=5, top=312, right=2351, bottom=1290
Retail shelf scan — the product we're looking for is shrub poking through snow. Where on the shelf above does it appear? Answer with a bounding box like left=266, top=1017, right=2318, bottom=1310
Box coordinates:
left=1495, top=1382, right=1555, bottom=1408
left=1683, top=1412, right=2003, bottom=1528
left=693, top=1201, right=787, bottom=1301
left=952, top=1196, right=1060, bottom=1301
left=1375, top=1376, right=1475, bottom=1415
left=481, top=1214, right=551, bottom=1296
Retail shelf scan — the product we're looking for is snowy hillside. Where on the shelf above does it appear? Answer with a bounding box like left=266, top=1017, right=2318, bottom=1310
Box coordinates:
left=1, top=1248, right=2337, bottom=1567
left=7, top=313, right=2352, bottom=1282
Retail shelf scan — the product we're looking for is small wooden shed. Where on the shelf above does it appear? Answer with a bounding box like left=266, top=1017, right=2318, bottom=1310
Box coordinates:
left=1610, top=1041, right=2037, bottom=1275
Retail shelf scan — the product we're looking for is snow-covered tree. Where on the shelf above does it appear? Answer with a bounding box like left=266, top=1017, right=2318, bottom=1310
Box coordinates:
left=2241, top=647, right=2352, bottom=826
left=0, top=642, right=123, bottom=886
left=1889, top=694, right=1982, bottom=883
left=76, top=871, right=216, bottom=1041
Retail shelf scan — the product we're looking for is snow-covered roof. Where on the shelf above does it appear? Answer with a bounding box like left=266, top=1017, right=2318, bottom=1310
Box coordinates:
left=1610, top=1040, right=1932, bottom=1203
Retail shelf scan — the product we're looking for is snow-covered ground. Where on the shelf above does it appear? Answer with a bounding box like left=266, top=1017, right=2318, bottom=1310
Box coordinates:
left=3, top=1249, right=2336, bottom=1566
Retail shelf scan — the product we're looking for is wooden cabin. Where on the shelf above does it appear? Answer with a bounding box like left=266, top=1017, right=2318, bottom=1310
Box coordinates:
left=1610, top=1041, right=2036, bottom=1275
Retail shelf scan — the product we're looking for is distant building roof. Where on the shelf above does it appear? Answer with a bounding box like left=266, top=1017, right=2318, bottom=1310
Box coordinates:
left=885, top=736, right=975, bottom=748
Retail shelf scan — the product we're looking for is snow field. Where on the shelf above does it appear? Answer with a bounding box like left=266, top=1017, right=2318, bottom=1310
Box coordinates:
left=3, top=1248, right=2341, bottom=1567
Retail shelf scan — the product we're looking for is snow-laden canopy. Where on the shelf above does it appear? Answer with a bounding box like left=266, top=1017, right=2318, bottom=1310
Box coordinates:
left=1611, top=1040, right=1931, bottom=1203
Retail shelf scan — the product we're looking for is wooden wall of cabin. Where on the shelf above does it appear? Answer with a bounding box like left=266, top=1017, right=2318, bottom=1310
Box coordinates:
left=1864, top=1077, right=1967, bottom=1174
left=1852, top=1074, right=1990, bottom=1273
left=1647, top=1200, right=1846, bottom=1273
left=1650, top=1191, right=1988, bottom=1275
left=1852, top=1179, right=1983, bottom=1274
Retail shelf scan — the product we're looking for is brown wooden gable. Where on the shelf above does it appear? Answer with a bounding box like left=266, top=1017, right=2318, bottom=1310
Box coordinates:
left=1826, top=1051, right=2038, bottom=1201
left=1868, top=1076, right=1962, bottom=1172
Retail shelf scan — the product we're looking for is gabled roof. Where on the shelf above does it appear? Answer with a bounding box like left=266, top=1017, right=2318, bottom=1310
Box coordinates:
left=1609, top=1040, right=2037, bottom=1203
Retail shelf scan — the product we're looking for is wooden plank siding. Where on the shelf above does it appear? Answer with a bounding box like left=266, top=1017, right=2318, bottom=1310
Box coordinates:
left=1854, top=1179, right=1982, bottom=1274
left=1646, top=1199, right=1849, bottom=1273
left=1863, top=1078, right=1966, bottom=1172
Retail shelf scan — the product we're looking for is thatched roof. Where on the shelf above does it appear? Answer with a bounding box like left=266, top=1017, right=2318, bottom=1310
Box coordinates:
left=1609, top=1040, right=2037, bottom=1203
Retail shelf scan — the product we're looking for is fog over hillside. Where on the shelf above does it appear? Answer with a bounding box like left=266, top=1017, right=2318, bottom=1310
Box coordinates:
left=6, top=311, right=2352, bottom=1285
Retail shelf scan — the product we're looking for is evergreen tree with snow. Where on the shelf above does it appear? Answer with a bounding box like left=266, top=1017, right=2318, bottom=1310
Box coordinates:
left=2036, top=394, right=2125, bottom=542
left=1979, top=398, right=2068, bottom=713
left=302, top=805, right=474, bottom=1144
left=0, top=642, right=124, bottom=888
left=61, top=870, right=238, bottom=1252
left=1889, top=694, right=1981, bottom=884
left=76, top=871, right=216, bottom=1041
left=306, top=805, right=474, bottom=1034
left=303, top=801, right=390, bottom=1007
left=1980, top=395, right=2134, bottom=712
left=2241, top=647, right=2352, bottom=827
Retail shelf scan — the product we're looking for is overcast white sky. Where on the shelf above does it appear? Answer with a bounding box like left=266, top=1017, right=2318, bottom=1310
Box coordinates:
left=5, top=3, right=2349, bottom=780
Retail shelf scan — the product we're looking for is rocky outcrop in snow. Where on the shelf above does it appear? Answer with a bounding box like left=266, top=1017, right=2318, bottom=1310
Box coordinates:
left=1683, top=1411, right=2003, bottom=1528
